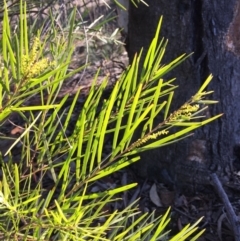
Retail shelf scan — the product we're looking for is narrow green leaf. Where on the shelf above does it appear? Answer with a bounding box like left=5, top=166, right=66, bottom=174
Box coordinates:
left=113, top=56, right=138, bottom=149
left=197, top=74, right=213, bottom=94
left=170, top=217, right=204, bottom=241
left=149, top=79, right=163, bottom=130
left=79, top=183, right=137, bottom=200
left=113, top=104, right=153, bottom=156
left=124, top=83, right=143, bottom=137
left=55, top=200, right=69, bottom=223
left=114, top=213, right=149, bottom=240
left=14, top=164, right=19, bottom=206
left=150, top=207, right=171, bottom=241
left=10, top=105, right=60, bottom=111
left=164, top=91, right=174, bottom=120
left=77, top=106, right=86, bottom=179
left=98, top=81, right=119, bottom=163
left=142, top=16, right=162, bottom=74
left=154, top=54, right=188, bottom=78
left=197, top=100, right=218, bottom=104
left=190, top=229, right=205, bottom=241
left=172, top=122, right=204, bottom=126
left=84, top=119, right=98, bottom=172
left=129, top=224, right=154, bottom=240
left=23, top=1, right=28, bottom=55
left=2, top=9, right=9, bottom=92
left=5, top=34, right=16, bottom=79
left=150, top=39, right=167, bottom=75
left=89, top=156, right=140, bottom=182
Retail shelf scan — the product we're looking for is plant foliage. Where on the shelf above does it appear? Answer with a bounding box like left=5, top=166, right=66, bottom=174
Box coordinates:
left=0, top=0, right=221, bottom=240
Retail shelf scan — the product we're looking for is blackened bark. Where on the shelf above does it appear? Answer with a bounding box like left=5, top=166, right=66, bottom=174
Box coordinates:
left=127, top=0, right=240, bottom=184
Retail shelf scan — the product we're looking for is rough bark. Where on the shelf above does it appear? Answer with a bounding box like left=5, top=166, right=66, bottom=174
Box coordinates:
left=127, top=0, right=240, bottom=185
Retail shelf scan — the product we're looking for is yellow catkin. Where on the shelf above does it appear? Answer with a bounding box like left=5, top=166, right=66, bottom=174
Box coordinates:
left=21, top=37, right=55, bottom=79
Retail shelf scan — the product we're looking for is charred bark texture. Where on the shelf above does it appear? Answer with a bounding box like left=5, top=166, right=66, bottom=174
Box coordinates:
left=128, top=0, right=240, bottom=185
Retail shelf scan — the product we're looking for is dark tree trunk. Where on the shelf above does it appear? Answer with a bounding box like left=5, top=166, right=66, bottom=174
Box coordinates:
left=127, top=0, right=240, bottom=185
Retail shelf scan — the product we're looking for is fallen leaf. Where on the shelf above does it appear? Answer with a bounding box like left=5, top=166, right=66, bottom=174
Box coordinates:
left=149, top=183, right=162, bottom=207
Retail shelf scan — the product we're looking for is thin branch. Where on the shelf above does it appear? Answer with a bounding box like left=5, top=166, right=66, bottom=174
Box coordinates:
left=211, top=173, right=240, bottom=241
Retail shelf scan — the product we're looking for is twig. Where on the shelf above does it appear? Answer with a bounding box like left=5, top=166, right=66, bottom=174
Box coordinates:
left=217, top=212, right=227, bottom=241
left=173, top=207, right=196, bottom=220
left=210, top=173, right=240, bottom=241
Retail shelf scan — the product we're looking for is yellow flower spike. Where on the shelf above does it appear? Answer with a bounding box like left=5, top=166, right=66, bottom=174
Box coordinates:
left=131, top=130, right=169, bottom=148
left=20, top=37, right=54, bottom=79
